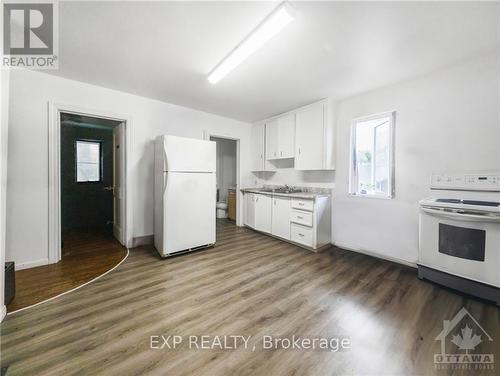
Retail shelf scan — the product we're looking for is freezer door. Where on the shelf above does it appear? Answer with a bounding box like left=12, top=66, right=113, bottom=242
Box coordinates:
left=161, top=172, right=216, bottom=255
left=162, top=135, right=216, bottom=172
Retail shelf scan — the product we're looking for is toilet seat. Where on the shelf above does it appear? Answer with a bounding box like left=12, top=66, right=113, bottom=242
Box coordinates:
left=216, top=202, right=228, bottom=210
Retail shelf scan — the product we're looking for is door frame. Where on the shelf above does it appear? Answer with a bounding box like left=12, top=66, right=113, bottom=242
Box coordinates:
left=203, top=131, right=242, bottom=226
left=48, top=102, right=133, bottom=264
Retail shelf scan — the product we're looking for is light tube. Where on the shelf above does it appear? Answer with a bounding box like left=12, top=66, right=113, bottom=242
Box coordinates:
left=207, top=2, right=295, bottom=84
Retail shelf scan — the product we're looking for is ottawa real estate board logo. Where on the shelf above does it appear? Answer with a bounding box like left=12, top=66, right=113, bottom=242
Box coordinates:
left=434, top=307, right=494, bottom=371
left=2, top=1, right=58, bottom=69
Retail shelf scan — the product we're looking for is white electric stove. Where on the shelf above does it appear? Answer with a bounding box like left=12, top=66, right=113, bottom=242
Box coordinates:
left=418, top=171, right=500, bottom=305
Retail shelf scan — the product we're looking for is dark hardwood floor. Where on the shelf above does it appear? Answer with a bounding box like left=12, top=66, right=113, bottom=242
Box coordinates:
left=6, top=229, right=127, bottom=312
left=1, top=220, right=498, bottom=375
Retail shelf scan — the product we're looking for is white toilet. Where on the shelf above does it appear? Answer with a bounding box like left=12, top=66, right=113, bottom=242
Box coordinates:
left=216, top=202, right=228, bottom=218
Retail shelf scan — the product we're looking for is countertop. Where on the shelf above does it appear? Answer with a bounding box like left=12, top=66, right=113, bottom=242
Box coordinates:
left=240, top=188, right=331, bottom=199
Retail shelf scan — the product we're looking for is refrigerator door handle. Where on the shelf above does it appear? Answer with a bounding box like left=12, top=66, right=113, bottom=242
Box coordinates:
left=163, top=172, right=168, bottom=195
left=163, top=147, right=168, bottom=172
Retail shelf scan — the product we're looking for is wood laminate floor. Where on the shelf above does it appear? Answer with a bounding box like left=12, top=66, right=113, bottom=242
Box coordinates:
left=1, top=220, right=499, bottom=375
left=6, top=229, right=128, bottom=312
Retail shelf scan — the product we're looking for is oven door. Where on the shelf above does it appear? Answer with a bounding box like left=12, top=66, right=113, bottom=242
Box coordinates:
left=419, top=206, right=500, bottom=287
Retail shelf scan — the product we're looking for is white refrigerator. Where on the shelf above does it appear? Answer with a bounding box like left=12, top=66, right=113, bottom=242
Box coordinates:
left=154, top=135, right=216, bottom=256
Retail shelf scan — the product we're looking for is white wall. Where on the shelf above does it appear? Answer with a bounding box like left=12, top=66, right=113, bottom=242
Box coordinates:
left=6, top=70, right=252, bottom=268
left=212, top=137, right=237, bottom=202
left=1, top=69, right=10, bottom=321
left=332, top=54, right=500, bottom=265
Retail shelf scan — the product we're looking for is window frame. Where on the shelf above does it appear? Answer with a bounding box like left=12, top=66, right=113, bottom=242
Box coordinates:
left=348, top=110, right=396, bottom=199
left=74, top=139, right=103, bottom=183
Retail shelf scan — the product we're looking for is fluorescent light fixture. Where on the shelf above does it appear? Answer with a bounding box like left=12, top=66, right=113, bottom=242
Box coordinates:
left=207, top=2, right=295, bottom=84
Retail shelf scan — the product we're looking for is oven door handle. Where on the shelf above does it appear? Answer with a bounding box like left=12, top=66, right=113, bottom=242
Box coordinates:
left=421, top=207, right=500, bottom=223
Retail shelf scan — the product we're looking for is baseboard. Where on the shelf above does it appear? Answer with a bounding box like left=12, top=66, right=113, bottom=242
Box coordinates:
left=1, top=304, right=6, bottom=322
left=131, top=234, right=154, bottom=248
left=331, top=241, right=417, bottom=268
left=15, top=258, right=49, bottom=270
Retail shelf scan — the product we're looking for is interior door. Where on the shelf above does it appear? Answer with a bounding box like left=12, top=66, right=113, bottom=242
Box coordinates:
left=272, top=197, right=291, bottom=239
left=113, top=123, right=125, bottom=244
left=295, top=103, right=324, bottom=170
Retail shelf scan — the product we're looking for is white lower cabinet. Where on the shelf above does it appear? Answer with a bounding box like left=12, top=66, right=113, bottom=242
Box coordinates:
left=244, top=193, right=255, bottom=228
left=291, top=223, right=314, bottom=247
left=244, top=192, right=332, bottom=251
left=254, top=194, right=272, bottom=233
left=271, top=197, right=291, bottom=240
left=290, top=209, right=312, bottom=227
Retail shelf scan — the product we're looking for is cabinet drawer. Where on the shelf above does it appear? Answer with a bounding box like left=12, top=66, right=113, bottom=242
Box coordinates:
left=290, top=210, right=312, bottom=227
left=291, top=199, right=313, bottom=212
left=291, top=223, right=314, bottom=247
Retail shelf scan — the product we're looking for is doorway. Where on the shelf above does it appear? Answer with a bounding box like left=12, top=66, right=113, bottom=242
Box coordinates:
left=60, top=113, right=124, bottom=256
left=7, top=111, right=130, bottom=313
left=210, top=136, right=238, bottom=222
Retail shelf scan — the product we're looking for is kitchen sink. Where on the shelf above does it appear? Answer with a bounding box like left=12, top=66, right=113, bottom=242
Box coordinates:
left=256, top=187, right=303, bottom=194
left=273, top=188, right=302, bottom=194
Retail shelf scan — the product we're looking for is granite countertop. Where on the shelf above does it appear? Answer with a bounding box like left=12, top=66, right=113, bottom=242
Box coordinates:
left=240, top=187, right=331, bottom=199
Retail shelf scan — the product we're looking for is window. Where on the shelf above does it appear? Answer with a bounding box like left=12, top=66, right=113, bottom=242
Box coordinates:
left=76, top=140, right=101, bottom=182
left=349, top=111, right=395, bottom=198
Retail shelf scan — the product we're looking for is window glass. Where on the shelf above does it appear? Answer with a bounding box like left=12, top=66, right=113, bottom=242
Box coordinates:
left=76, top=140, right=101, bottom=182
left=350, top=112, right=394, bottom=198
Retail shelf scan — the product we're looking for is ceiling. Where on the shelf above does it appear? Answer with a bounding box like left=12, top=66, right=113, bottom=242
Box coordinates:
left=49, top=1, right=499, bottom=122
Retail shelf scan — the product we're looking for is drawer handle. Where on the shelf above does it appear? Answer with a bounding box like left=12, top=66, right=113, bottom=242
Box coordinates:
left=298, top=203, right=304, bottom=206
left=298, top=233, right=304, bottom=237
left=297, top=216, right=303, bottom=219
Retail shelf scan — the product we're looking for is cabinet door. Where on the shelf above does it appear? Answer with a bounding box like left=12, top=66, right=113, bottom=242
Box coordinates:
left=295, top=102, right=325, bottom=170
left=254, top=194, right=272, bottom=233
left=271, top=197, right=291, bottom=240
left=251, top=124, right=265, bottom=171
left=244, top=193, right=255, bottom=228
left=265, top=119, right=279, bottom=160
left=278, top=114, right=295, bottom=159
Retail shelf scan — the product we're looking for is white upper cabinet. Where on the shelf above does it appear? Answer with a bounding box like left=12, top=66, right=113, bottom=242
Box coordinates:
left=255, top=98, right=334, bottom=170
left=277, top=114, right=295, bottom=159
left=251, top=123, right=265, bottom=171
left=265, top=114, right=295, bottom=160
left=265, top=119, right=279, bottom=160
left=295, top=100, right=334, bottom=170
left=251, top=123, right=275, bottom=171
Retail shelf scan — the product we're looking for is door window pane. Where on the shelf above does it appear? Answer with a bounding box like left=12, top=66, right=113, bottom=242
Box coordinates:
left=76, top=140, right=101, bottom=182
